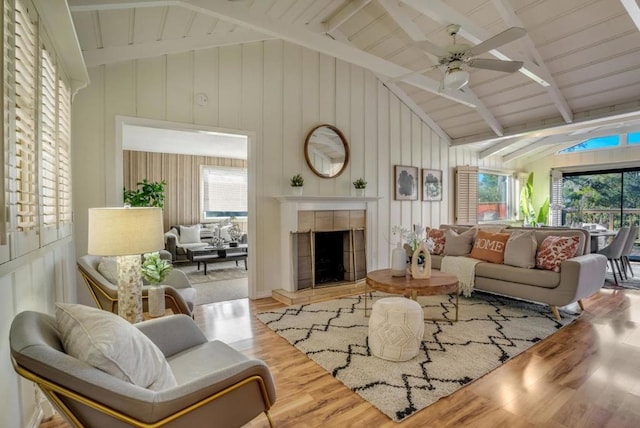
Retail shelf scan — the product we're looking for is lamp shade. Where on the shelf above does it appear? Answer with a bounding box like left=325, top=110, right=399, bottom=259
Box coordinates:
left=443, top=68, right=469, bottom=90
left=88, top=207, right=164, bottom=256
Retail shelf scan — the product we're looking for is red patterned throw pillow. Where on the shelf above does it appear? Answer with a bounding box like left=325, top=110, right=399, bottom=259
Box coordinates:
left=426, top=227, right=446, bottom=255
left=535, top=235, right=581, bottom=272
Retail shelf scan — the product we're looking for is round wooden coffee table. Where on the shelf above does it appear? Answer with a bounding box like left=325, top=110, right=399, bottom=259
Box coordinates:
left=365, top=269, right=459, bottom=321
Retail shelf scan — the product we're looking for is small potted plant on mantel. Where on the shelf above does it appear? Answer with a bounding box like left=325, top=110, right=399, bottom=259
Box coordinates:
left=290, top=174, right=304, bottom=195
left=353, top=177, right=367, bottom=197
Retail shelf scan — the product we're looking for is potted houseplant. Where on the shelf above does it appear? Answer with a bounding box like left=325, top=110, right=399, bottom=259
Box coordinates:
left=141, top=252, right=173, bottom=317
left=290, top=174, right=304, bottom=195
left=353, top=178, right=367, bottom=197
left=123, top=179, right=167, bottom=208
left=228, top=224, right=243, bottom=246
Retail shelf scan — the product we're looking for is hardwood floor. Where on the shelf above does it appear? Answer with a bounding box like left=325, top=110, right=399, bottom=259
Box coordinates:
left=41, top=287, right=640, bottom=428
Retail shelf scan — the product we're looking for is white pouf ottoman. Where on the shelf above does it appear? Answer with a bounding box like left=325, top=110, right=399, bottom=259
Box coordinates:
left=368, top=297, right=424, bottom=362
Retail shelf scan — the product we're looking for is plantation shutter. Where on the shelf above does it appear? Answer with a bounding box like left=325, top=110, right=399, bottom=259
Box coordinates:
left=39, top=41, right=57, bottom=244
left=455, top=166, right=478, bottom=225
left=0, top=0, right=11, bottom=252
left=14, top=0, right=39, bottom=255
left=550, top=170, right=563, bottom=226
left=57, top=76, right=72, bottom=237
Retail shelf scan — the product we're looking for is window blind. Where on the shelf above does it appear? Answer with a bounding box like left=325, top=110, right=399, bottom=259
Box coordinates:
left=455, top=166, right=478, bottom=225
left=201, top=166, right=248, bottom=216
left=14, top=0, right=37, bottom=232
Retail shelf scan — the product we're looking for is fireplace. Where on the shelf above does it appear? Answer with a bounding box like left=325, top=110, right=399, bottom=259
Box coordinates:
left=314, top=231, right=346, bottom=285
left=292, top=209, right=366, bottom=290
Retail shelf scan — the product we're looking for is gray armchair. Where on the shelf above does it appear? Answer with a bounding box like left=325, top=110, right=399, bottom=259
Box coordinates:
left=10, top=311, right=277, bottom=427
left=78, top=254, right=196, bottom=318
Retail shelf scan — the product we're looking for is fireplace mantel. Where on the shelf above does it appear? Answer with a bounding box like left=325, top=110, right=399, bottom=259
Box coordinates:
left=275, top=195, right=381, bottom=203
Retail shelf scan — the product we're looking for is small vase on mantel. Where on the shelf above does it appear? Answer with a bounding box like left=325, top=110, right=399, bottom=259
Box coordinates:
left=411, top=241, right=431, bottom=279
left=292, top=186, right=303, bottom=196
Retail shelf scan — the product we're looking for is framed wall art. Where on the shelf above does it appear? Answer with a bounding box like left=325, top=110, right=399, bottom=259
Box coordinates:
left=422, top=169, right=442, bottom=201
left=394, top=165, right=418, bottom=201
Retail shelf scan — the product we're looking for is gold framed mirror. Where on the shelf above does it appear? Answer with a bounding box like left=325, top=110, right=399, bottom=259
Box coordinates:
left=304, top=124, right=350, bottom=178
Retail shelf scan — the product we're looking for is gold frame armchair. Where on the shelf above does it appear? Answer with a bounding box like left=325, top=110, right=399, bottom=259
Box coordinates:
left=10, top=311, right=276, bottom=427
left=77, top=254, right=196, bottom=318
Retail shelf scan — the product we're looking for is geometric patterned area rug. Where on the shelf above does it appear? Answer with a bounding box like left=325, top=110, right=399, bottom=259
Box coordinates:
left=257, top=292, right=578, bottom=422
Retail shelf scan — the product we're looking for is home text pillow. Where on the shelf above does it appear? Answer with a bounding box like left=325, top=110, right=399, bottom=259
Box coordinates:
left=535, top=235, right=581, bottom=272
left=97, top=257, right=118, bottom=284
left=444, top=228, right=475, bottom=256
left=56, top=303, right=177, bottom=391
left=180, top=225, right=201, bottom=244
left=504, top=230, right=537, bottom=268
left=469, top=230, right=510, bottom=264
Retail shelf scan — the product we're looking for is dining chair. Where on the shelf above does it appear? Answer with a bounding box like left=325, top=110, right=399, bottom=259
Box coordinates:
left=620, top=224, right=639, bottom=279
left=597, top=226, right=630, bottom=284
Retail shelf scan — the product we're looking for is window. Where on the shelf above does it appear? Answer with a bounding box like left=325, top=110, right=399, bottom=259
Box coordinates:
left=477, top=172, right=513, bottom=222
left=200, top=165, right=247, bottom=220
left=629, top=132, right=640, bottom=145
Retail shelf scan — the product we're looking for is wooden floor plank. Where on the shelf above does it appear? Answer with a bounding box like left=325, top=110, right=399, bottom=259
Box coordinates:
left=40, top=287, right=640, bottom=427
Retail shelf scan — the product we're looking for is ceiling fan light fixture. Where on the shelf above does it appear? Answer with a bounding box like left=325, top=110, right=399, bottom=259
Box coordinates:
left=443, top=67, right=469, bottom=90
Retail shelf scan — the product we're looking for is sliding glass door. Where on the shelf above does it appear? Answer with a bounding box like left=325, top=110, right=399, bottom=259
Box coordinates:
left=561, top=168, right=640, bottom=229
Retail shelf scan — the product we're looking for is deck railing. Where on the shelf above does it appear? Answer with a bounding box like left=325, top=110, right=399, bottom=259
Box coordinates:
left=564, top=209, right=640, bottom=230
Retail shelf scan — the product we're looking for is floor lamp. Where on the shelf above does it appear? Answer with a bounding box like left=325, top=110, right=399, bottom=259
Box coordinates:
left=88, top=207, right=164, bottom=323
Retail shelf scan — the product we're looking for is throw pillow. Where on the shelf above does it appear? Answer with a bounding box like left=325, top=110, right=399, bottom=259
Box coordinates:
left=469, top=230, right=510, bottom=264
left=97, top=257, right=118, bottom=284
left=180, top=225, right=201, bottom=244
left=444, top=228, right=475, bottom=256
left=56, top=303, right=177, bottom=391
left=219, top=224, right=232, bottom=242
left=504, top=230, right=537, bottom=269
left=426, top=227, right=446, bottom=255
left=535, top=235, right=581, bottom=272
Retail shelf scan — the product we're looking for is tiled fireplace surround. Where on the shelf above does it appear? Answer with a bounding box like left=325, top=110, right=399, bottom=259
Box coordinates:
left=277, top=196, right=378, bottom=293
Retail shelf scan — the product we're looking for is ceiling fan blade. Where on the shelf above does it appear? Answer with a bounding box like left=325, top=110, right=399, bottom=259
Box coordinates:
left=415, top=39, right=449, bottom=58
left=468, top=58, right=524, bottom=73
left=467, top=27, right=526, bottom=56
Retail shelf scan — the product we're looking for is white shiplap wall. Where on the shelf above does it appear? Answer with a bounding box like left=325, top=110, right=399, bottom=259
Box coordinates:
left=73, top=40, right=483, bottom=298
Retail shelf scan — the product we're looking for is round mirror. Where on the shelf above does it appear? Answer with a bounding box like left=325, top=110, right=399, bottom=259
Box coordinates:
left=304, top=124, right=349, bottom=178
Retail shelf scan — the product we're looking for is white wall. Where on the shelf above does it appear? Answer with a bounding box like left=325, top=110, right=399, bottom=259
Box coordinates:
left=72, top=40, right=482, bottom=298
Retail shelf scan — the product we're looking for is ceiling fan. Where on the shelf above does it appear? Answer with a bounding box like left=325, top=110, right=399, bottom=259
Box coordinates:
left=417, top=24, right=527, bottom=90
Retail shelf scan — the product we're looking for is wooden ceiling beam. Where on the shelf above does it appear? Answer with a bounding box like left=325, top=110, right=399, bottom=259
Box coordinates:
left=325, top=0, right=372, bottom=34
left=378, top=0, right=502, bottom=137
left=491, top=0, right=573, bottom=124
left=621, top=0, right=640, bottom=31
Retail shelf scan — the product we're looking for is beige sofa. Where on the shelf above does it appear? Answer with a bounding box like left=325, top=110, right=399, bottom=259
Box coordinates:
left=431, top=225, right=607, bottom=319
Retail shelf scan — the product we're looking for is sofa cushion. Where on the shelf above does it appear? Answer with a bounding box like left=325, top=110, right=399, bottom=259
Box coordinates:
left=56, top=303, right=177, bottom=391
left=97, top=256, right=118, bottom=284
left=426, top=228, right=446, bottom=255
left=536, top=235, right=581, bottom=272
left=475, top=263, right=560, bottom=289
left=180, top=225, right=201, bottom=244
left=469, top=230, right=510, bottom=264
left=504, top=230, right=537, bottom=269
left=444, top=228, right=475, bottom=256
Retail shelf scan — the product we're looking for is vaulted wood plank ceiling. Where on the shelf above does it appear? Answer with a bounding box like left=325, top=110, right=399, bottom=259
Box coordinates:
left=68, top=0, right=640, bottom=164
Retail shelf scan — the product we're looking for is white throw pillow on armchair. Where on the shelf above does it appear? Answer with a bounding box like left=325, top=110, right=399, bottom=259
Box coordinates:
left=180, top=225, right=201, bottom=244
